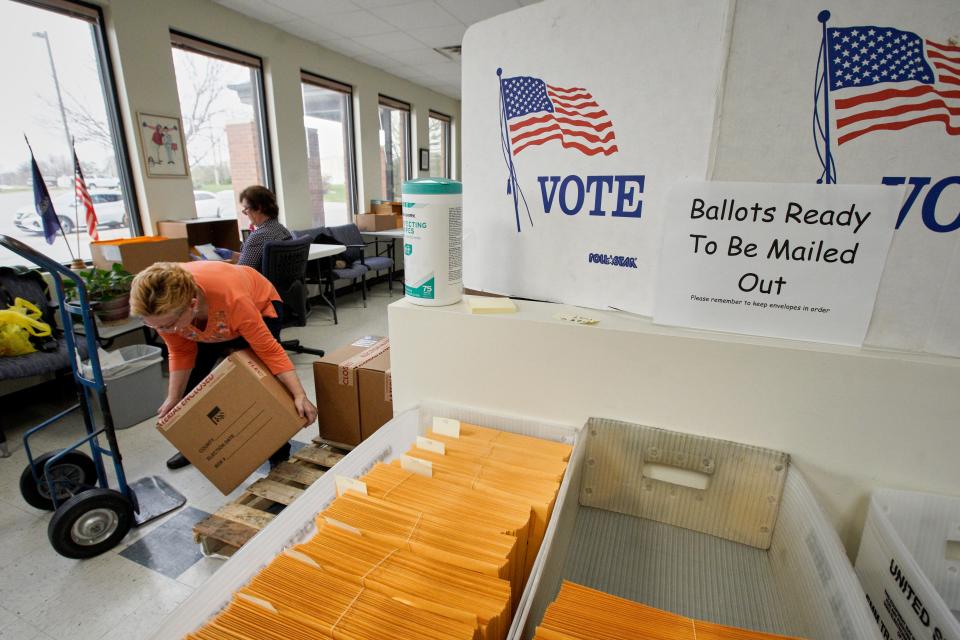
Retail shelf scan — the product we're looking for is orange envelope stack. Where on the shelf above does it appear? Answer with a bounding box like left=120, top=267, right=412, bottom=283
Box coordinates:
left=534, top=581, right=807, bottom=640
left=187, top=421, right=570, bottom=640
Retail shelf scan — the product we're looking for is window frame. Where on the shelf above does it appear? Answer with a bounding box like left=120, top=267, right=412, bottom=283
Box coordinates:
left=169, top=30, right=275, bottom=193
left=378, top=94, right=412, bottom=196
left=300, top=70, right=358, bottom=219
left=428, top=110, right=452, bottom=179
left=17, top=0, right=143, bottom=235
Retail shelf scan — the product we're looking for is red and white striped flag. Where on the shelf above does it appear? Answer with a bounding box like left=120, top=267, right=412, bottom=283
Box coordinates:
left=826, top=27, right=960, bottom=146
left=501, top=75, right=618, bottom=156
left=72, top=149, right=98, bottom=241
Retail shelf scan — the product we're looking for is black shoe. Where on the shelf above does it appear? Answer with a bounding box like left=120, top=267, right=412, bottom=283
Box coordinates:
left=166, top=452, right=191, bottom=470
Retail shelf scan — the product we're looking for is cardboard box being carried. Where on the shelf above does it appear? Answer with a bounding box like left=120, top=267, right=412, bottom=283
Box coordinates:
left=157, top=350, right=307, bottom=494
left=91, top=236, right=190, bottom=273
left=356, top=213, right=398, bottom=232
left=313, top=336, right=393, bottom=446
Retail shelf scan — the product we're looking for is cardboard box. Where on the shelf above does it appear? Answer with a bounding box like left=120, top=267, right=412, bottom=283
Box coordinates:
left=157, top=350, right=307, bottom=494
left=356, top=213, right=398, bottom=232
left=91, top=236, right=190, bottom=273
left=371, top=201, right=403, bottom=216
left=313, top=336, right=390, bottom=446
left=156, top=218, right=242, bottom=251
left=358, top=349, right=392, bottom=440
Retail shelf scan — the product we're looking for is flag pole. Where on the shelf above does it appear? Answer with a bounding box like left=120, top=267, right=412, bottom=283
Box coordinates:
left=497, top=68, right=522, bottom=233
left=72, top=139, right=81, bottom=261
left=818, top=10, right=836, bottom=184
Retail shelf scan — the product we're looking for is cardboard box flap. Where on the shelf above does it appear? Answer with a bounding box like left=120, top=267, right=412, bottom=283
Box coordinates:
left=580, top=418, right=789, bottom=550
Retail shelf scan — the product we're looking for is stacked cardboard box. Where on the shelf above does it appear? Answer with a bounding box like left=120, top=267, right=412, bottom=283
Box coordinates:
left=356, top=199, right=403, bottom=231
left=91, top=236, right=190, bottom=273
left=313, top=336, right=392, bottom=446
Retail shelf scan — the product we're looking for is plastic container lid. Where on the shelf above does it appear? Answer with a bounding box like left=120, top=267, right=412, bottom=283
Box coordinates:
left=402, top=178, right=462, bottom=195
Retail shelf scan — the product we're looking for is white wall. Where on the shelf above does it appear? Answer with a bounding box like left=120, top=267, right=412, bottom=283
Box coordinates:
left=97, top=0, right=461, bottom=233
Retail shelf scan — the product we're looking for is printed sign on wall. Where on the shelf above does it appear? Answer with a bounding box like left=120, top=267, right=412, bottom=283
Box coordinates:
left=713, top=0, right=960, bottom=355
left=461, top=0, right=732, bottom=315
left=654, top=182, right=902, bottom=346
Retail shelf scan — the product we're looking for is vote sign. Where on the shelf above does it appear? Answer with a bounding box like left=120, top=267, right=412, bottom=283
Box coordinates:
left=654, top=182, right=902, bottom=346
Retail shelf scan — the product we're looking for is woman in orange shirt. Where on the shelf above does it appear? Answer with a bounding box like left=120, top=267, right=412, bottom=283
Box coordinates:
left=130, top=261, right=318, bottom=470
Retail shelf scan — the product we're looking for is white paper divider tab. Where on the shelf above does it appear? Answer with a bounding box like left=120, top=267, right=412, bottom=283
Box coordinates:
left=283, top=548, right=321, bottom=568
left=335, top=475, right=368, bottom=497
left=324, top=516, right=362, bottom=536
left=401, top=455, right=434, bottom=478
left=416, top=436, right=446, bottom=454
left=237, top=593, right=278, bottom=613
left=432, top=417, right=461, bottom=438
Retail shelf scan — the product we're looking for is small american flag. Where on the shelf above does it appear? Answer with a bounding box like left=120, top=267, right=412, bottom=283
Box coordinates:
left=73, top=149, right=98, bottom=241
left=502, top=75, right=618, bottom=156
left=827, top=26, right=960, bottom=145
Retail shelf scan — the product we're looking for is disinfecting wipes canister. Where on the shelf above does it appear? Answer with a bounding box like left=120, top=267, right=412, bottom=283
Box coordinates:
left=402, top=178, right=463, bottom=306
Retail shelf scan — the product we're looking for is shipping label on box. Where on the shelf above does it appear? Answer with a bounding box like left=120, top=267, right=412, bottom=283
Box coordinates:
left=157, top=350, right=306, bottom=494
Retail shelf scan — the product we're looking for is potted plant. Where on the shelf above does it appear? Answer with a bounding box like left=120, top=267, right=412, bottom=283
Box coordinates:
left=64, top=264, right=134, bottom=323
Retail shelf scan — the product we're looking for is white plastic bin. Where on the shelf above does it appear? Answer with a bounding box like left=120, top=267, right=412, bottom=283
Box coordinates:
left=855, top=489, right=960, bottom=640
left=511, top=417, right=881, bottom=640
left=84, top=345, right=165, bottom=430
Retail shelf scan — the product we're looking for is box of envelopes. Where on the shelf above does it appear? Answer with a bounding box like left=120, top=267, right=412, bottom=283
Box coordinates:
left=512, top=418, right=882, bottom=640
left=147, top=402, right=578, bottom=640
left=156, top=350, right=307, bottom=494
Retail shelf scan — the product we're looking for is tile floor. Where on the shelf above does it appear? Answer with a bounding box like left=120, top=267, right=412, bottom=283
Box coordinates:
left=0, top=287, right=393, bottom=640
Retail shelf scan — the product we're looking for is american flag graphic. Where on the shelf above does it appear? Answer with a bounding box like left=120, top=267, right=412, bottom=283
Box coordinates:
left=827, top=26, right=960, bottom=145
left=73, top=150, right=99, bottom=241
left=501, top=75, right=618, bottom=156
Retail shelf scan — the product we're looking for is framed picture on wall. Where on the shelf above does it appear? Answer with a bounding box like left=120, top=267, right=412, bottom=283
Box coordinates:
left=419, top=148, right=429, bottom=172
left=137, top=112, right=189, bottom=177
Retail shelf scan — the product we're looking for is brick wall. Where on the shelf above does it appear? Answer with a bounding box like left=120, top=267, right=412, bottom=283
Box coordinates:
left=226, top=121, right=264, bottom=229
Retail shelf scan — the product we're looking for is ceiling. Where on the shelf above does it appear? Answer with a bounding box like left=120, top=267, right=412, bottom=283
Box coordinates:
left=213, top=0, right=541, bottom=99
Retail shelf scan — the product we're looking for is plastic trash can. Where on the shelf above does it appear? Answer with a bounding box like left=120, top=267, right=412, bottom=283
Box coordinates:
left=83, top=344, right=165, bottom=430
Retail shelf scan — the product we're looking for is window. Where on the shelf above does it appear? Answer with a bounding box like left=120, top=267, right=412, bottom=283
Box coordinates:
left=429, top=111, right=452, bottom=179
left=171, top=32, right=271, bottom=225
left=1, top=0, right=138, bottom=267
left=378, top=96, right=411, bottom=201
left=301, top=72, right=356, bottom=226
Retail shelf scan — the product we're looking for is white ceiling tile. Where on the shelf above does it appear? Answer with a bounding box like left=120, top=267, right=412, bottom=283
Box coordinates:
left=372, top=1, right=460, bottom=30
left=411, top=60, right=460, bottom=75
left=354, top=53, right=411, bottom=73
left=351, top=0, right=413, bottom=8
left=352, top=31, right=424, bottom=53
left=217, top=0, right=301, bottom=24
left=322, top=38, right=378, bottom=57
left=434, top=0, right=520, bottom=25
left=322, top=10, right=397, bottom=37
left=274, top=20, right=342, bottom=43
left=274, top=0, right=361, bottom=21
left=387, top=47, right=450, bottom=66
left=407, top=23, right=466, bottom=48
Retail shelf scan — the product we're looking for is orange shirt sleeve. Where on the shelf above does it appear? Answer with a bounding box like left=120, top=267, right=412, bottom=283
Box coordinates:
left=232, top=295, right=294, bottom=375
left=161, top=331, right=198, bottom=372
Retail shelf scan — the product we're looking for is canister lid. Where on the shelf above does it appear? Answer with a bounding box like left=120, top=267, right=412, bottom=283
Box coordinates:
left=402, top=178, right=462, bottom=195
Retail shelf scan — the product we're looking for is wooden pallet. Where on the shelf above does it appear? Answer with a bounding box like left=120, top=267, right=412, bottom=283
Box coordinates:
left=192, top=439, right=347, bottom=557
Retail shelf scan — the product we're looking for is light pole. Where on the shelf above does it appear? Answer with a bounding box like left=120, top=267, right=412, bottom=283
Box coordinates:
left=32, top=31, right=73, bottom=156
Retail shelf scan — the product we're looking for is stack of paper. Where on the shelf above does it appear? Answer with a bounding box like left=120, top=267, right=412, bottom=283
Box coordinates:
left=187, top=419, right=571, bottom=640
left=534, top=581, right=807, bottom=640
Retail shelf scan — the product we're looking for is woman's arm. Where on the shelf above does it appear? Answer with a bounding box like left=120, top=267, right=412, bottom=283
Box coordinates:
left=158, top=368, right=191, bottom=418
left=276, top=370, right=318, bottom=424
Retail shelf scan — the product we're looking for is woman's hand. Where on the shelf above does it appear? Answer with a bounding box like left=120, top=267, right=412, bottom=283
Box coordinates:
left=157, top=396, right=181, bottom=419
left=294, top=394, right=318, bottom=424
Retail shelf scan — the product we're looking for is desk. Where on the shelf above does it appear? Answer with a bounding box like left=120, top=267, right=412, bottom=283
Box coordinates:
left=308, top=244, right=345, bottom=261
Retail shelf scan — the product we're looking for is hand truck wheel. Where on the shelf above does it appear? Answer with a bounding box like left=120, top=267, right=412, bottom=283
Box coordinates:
left=19, top=450, right=97, bottom=511
left=48, top=488, right=134, bottom=559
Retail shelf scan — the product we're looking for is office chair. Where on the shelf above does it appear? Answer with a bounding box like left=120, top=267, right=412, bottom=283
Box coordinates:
left=261, top=236, right=325, bottom=357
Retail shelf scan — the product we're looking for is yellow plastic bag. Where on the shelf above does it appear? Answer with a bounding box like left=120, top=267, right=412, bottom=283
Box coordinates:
left=0, top=297, right=52, bottom=357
